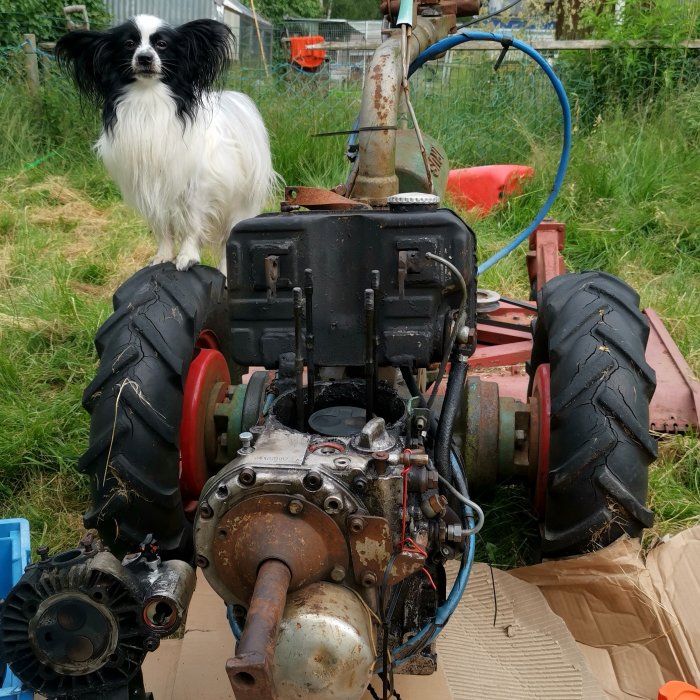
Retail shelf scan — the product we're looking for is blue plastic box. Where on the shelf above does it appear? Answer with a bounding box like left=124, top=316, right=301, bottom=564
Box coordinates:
left=1, top=518, right=33, bottom=700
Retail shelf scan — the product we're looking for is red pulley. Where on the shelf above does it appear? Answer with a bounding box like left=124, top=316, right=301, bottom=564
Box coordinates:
left=180, top=347, right=230, bottom=502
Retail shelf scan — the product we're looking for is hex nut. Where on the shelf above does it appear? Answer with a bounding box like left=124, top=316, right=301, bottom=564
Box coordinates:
left=303, top=471, right=323, bottom=491
left=238, top=469, right=256, bottom=487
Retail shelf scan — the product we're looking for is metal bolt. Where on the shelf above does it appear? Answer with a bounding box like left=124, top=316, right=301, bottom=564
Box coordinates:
left=239, top=468, right=256, bottom=487
left=348, top=516, right=365, bottom=534
left=303, top=471, right=323, bottom=491
left=288, top=499, right=304, bottom=515
left=323, top=496, right=343, bottom=514
left=333, top=457, right=351, bottom=469
left=352, top=476, right=368, bottom=494
left=238, top=431, right=254, bottom=455
left=361, top=571, right=377, bottom=588
left=330, top=565, right=346, bottom=582
left=199, top=503, right=213, bottom=519
left=195, top=555, right=209, bottom=569
left=144, top=637, right=160, bottom=652
left=440, top=546, right=451, bottom=558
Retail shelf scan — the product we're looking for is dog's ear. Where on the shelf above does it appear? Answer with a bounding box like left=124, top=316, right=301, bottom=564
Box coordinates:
left=177, top=20, right=234, bottom=94
left=55, top=30, right=112, bottom=104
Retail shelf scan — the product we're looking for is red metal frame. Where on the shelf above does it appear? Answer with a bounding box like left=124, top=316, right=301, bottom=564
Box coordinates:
left=472, top=221, right=700, bottom=433
left=526, top=220, right=567, bottom=292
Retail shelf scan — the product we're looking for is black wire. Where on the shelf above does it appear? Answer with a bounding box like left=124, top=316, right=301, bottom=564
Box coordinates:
left=456, top=0, right=524, bottom=30
left=499, top=295, right=538, bottom=312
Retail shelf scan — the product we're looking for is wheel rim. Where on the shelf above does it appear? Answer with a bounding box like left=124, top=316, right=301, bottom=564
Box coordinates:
left=180, top=347, right=231, bottom=504
left=529, top=363, right=551, bottom=517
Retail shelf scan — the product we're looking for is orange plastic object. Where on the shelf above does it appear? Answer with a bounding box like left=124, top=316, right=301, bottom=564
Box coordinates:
left=659, top=681, right=700, bottom=700
left=446, top=164, right=534, bottom=217
left=289, top=35, right=325, bottom=70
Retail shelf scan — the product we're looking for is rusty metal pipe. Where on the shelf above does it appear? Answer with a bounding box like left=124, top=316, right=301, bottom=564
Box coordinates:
left=226, top=559, right=292, bottom=700
left=351, top=16, right=453, bottom=204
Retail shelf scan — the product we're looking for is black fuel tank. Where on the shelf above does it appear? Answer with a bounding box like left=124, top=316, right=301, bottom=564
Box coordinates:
left=226, top=208, right=476, bottom=368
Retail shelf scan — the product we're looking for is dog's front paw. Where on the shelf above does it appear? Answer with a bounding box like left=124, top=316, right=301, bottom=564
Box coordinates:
left=175, top=253, right=200, bottom=271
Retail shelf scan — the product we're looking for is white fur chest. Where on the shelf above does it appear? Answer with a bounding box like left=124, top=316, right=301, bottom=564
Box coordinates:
left=96, top=81, right=206, bottom=229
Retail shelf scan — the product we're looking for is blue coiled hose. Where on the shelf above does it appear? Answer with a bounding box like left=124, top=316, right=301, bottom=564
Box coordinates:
left=409, top=31, right=572, bottom=275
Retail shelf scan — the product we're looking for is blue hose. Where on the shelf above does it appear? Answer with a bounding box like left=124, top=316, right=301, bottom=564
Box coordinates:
left=409, top=31, right=572, bottom=275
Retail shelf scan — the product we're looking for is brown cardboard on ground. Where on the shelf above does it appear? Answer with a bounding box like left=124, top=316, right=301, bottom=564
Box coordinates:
left=143, top=563, right=601, bottom=699
left=512, top=525, right=700, bottom=700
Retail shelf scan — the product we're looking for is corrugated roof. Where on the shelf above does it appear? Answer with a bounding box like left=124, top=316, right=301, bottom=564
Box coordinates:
left=223, top=0, right=272, bottom=26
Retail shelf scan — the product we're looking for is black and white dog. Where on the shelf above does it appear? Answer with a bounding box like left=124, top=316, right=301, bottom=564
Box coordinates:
left=56, top=15, right=277, bottom=273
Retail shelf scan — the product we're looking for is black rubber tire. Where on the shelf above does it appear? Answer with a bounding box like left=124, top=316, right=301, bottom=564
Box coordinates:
left=78, top=264, right=231, bottom=562
left=529, top=271, right=657, bottom=555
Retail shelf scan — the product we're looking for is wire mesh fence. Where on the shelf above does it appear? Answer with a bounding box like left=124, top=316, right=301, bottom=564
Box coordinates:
left=1, top=17, right=699, bottom=181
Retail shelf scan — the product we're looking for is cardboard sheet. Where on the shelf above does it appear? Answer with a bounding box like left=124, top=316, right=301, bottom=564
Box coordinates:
left=142, top=526, right=700, bottom=699
left=512, top=526, right=700, bottom=700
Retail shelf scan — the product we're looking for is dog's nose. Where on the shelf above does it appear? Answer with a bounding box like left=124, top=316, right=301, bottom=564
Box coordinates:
left=136, top=53, right=153, bottom=67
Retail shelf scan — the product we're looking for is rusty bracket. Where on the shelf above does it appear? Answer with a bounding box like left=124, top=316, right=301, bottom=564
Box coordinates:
left=282, top=186, right=371, bottom=211
left=347, top=515, right=424, bottom=587
left=526, top=221, right=567, bottom=293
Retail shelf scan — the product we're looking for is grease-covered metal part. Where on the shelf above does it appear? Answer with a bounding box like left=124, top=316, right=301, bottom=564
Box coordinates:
left=272, top=582, right=376, bottom=699
left=196, top=379, right=452, bottom=696
left=0, top=540, right=195, bottom=698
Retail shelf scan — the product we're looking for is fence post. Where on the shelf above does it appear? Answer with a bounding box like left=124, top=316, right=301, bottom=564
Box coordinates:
left=23, top=34, right=39, bottom=95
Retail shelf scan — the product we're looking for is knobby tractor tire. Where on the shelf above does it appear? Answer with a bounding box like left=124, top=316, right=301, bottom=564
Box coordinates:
left=78, top=264, right=231, bottom=562
left=529, top=271, right=657, bottom=555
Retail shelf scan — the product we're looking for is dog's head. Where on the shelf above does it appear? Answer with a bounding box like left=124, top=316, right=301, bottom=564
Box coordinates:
left=56, top=16, right=233, bottom=124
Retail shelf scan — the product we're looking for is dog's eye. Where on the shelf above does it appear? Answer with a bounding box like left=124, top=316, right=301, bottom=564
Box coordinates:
left=155, top=40, right=167, bottom=50
left=125, top=39, right=136, bottom=49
